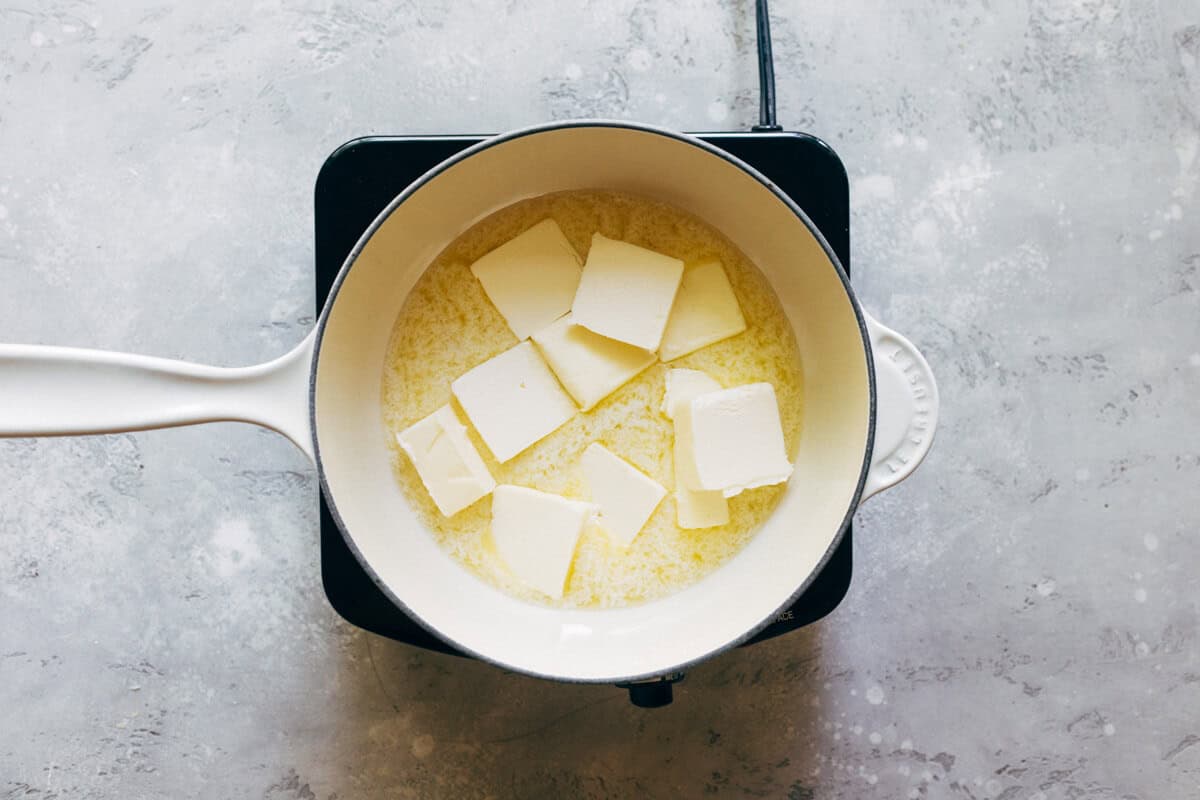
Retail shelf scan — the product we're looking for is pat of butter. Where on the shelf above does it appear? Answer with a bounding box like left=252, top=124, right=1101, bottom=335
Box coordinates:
left=663, top=368, right=729, bottom=528
left=451, top=341, right=576, bottom=463
left=490, top=484, right=596, bottom=599
left=659, top=260, right=747, bottom=361
left=469, top=219, right=583, bottom=340
left=531, top=313, right=655, bottom=411
left=661, top=367, right=724, bottom=420
left=571, top=233, right=684, bottom=351
left=580, top=443, right=666, bottom=547
left=395, top=405, right=496, bottom=517
left=677, top=382, right=793, bottom=497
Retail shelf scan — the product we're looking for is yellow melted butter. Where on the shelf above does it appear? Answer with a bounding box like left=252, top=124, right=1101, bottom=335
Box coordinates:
left=381, top=190, right=803, bottom=609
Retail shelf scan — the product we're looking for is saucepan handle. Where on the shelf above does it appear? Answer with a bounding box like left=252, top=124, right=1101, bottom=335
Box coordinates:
left=0, top=332, right=316, bottom=462
left=859, top=314, right=939, bottom=504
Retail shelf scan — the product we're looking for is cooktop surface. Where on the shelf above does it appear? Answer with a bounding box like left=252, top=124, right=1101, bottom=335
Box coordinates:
left=314, top=131, right=852, bottom=659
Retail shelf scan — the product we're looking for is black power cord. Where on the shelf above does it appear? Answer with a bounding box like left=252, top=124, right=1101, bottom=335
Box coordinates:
left=751, top=0, right=783, bottom=132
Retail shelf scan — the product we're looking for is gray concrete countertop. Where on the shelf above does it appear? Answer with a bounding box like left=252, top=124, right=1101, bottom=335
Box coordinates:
left=2, top=1, right=1198, bottom=797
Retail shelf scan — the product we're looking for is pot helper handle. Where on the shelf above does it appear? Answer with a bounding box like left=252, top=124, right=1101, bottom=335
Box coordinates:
left=859, top=314, right=939, bottom=503
left=0, top=332, right=316, bottom=462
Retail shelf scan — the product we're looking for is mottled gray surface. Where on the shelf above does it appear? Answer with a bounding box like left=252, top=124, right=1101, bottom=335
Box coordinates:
left=1, top=0, right=1198, bottom=797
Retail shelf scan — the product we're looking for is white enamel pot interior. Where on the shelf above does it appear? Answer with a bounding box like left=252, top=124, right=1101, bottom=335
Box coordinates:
left=0, top=121, right=938, bottom=684
left=312, top=122, right=938, bottom=682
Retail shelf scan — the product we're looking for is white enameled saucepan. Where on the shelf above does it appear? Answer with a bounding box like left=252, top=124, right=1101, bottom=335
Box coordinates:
left=0, top=121, right=938, bottom=684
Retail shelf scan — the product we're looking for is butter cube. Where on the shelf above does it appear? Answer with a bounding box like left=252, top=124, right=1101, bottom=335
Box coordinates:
left=661, top=367, right=724, bottom=420
left=571, top=233, right=684, bottom=351
left=469, top=219, right=583, bottom=340
left=451, top=342, right=576, bottom=463
left=490, top=485, right=595, bottom=599
left=395, top=405, right=496, bottom=517
left=659, top=260, right=747, bottom=361
left=531, top=313, right=655, bottom=411
left=580, top=443, right=666, bottom=547
left=662, top=368, right=729, bottom=528
left=677, top=382, right=793, bottom=497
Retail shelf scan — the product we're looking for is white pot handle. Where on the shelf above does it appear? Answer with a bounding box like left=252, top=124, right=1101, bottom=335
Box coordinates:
left=0, top=332, right=316, bottom=463
left=860, top=314, right=939, bottom=503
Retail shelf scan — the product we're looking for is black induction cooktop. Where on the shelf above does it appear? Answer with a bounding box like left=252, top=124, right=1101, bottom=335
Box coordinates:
left=314, top=131, right=852, bottom=660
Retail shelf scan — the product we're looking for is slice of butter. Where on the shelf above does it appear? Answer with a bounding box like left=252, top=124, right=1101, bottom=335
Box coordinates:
left=531, top=313, right=655, bottom=411
left=580, top=443, right=666, bottom=547
left=661, top=367, right=725, bottom=420
left=451, top=341, right=576, bottom=463
left=490, top=484, right=596, bottom=599
left=659, top=260, right=748, bottom=361
left=677, top=382, right=793, bottom=497
left=663, top=368, right=729, bottom=528
left=395, top=405, right=496, bottom=517
left=469, top=219, right=583, bottom=340
left=571, top=233, right=684, bottom=352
